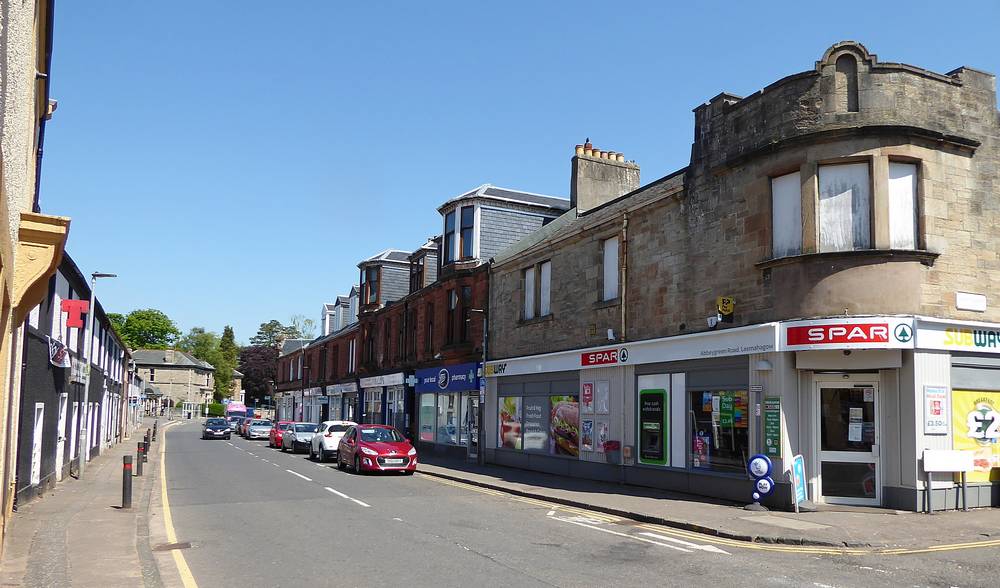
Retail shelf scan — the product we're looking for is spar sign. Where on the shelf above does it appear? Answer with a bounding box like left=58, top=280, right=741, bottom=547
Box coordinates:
left=782, top=318, right=915, bottom=351
left=581, top=347, right=629, bottom=367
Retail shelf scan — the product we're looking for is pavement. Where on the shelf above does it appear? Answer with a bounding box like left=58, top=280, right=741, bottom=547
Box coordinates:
left=416, top=455, right=1000, bottom=549
left=0, top=418, right=182, bottom=588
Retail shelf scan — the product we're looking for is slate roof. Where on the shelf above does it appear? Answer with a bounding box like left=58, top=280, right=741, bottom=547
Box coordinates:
left=359, top=249, right=411, bottom=266
left=437, top=184, right=569, bottom=213
left=232, top=369, right=244, bottom=378
left=280, top=339, right=311, bottom=355
left=132, top=349, right=216, bottom=371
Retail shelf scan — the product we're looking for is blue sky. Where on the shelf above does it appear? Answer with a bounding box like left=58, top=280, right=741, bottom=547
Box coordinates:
left=42, top=1, right=1000, bottom=344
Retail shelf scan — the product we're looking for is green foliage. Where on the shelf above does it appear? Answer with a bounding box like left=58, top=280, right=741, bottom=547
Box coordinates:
left=289, top=315, right=316, bottom=340
left=206, top=402, right=226, bottom=417
left=118, top=309, right=180, bottom=349
left=107, top=312, right=126, bottom=335
left=177, top=327, right=241, bottom=400
left=249, top=320, right=299, bottom=348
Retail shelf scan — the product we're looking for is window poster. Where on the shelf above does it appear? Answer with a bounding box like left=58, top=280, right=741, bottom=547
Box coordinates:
left=596, top=381, right=611, bottom=414
left=692, top=433, right=710, bottom=468
left=952, top=389, right=1000, bottom=482
left=581, top=419, right=594, bottom=452
left=549, top=395, right=580, bottom=457
left=522, top=397, right=548, bottom=451
left=596, top=420, right=609, bottom=453
left=581, top=382, right=594, bottom=413
left=498, top=396, right=522, bottom=449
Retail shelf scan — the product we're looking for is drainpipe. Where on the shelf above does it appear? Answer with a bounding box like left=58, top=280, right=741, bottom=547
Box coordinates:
left=33, top=0, right=56, bottom=213
left=620, top=212, right=628, bottom=343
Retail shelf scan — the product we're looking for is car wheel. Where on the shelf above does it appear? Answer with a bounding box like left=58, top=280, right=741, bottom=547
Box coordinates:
left=280, top=443, right=287, bottom=452
left=336, top=454, right=345, bottom=470
left=225, top=435, right=231, bottom=440
left=353, top=455, right=361, bottom=473
left=402, top=470, right=414, bottom=476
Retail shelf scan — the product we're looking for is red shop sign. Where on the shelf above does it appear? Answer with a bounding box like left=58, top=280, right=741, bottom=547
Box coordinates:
left=786, top=323, right=889, bottom=346
left=581, top=347, right=629, bottom=366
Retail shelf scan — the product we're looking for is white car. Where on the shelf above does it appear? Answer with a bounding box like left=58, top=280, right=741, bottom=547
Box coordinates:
left=281, top=422, right=319, bottom=453
left=310, top=420, right=356, bottom=462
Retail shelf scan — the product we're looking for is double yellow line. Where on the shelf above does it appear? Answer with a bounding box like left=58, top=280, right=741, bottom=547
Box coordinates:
left=159, top=423, right=199, bottom=588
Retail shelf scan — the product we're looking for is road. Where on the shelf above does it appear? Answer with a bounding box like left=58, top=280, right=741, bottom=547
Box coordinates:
left=162, top=421, right=997, bottom=587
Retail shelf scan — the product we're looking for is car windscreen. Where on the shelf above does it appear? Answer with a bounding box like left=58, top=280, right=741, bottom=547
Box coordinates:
left=328, top=424, right=351, bottom=433
left=251, top=420, right=271, bottom=426
left=206, top=419, right=227, bottom=426
left=360, top=428, right=404, bottom=443
left=277, top=423, right=291, bottom=430
left=294, top=423, right=318, bottom=433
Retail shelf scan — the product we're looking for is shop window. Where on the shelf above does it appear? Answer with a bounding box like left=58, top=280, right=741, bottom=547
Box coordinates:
left=770, top=171, right=802, bottom=258
left=444, top=210, right=456, bottom=263
left=888, top=161, right=918, bottom=250
left=602, top=237, right=619, bottom=301
left=688, top=390, right=749, bottom=473
left=498, top=396, right=523, bottom=449
left=436, top=391, right=463, bottom=445
left=419, top=394, right=436, bottom=441
left=497, top=392, right=580, bottom=457
left=460, top=206, right=475, bottom=260
left=818, top=162, right=871, bottom=252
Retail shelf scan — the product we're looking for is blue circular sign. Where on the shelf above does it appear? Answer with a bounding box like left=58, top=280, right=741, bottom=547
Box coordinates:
left=754, top=477, right=775, bottom=497
left=747, top=454, right=772, bottom=479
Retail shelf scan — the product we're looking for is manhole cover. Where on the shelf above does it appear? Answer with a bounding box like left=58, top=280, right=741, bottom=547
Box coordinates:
left=152, top=541, right=192, bottom=551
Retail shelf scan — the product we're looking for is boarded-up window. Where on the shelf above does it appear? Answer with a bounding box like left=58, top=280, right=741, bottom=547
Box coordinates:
left=771, top=172, right=802, bottom=257
left=523, top=267, right=536, bottom=320
left=602, top=237, right=619, bottom=301
left=818, top=163, right=871, bottom=252
left=888, top=162, right=918, bottom=250
left=539, top=261, right=552, bottom=316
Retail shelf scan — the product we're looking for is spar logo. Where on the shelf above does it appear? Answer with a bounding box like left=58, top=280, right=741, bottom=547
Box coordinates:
left=581, top=347, right=629, bottom=367
left=786, top=323, right=889, bottom=346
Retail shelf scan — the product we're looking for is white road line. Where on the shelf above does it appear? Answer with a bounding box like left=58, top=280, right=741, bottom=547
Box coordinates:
left=548, top=515, right=691, bottom=553
left=272, top=463, right=280, bottom=467
left=286, top=469, right=312, bottom=482
left=324, top=486, right=371, bottom=508
left=247, top=453, right=256, bottom=457
left=637, top=532, right=730, bottom=554
left=261, top=459, right=270, bottom=463
left=226, top=442, right=233, bottom=446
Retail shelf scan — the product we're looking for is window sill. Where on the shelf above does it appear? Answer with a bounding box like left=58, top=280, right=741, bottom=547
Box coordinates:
left=593, top=297, right=621, bottom=310
left=756, top=248, right=940, bottom=270
left=518, top=314, right=554, bottom=327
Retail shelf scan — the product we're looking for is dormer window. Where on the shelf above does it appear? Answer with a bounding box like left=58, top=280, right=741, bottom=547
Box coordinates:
left=460, top=206, right=474, bottom=259
left=444, top=211, right=456, bottom=263
left=363, top=266, right=379, bottom=305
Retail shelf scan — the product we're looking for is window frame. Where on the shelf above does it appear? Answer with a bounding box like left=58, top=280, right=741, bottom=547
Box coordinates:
left=887, top=159, right=920, bottom=250
left=817, top=160, right=873, bottom=253
left=522, top=267, right=536, bottom=321
left=460, top=206, right=475, bottom=260
left=444, top=210, right=456, bottom=263
left=601, top=237, right=619, bottom=302
left=770, top=170, right=803, bottom=258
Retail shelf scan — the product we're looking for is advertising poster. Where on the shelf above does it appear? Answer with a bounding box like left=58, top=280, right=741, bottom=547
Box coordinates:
left=719, top=392, right=734, bottom=427
left=582, top=383, right=594, bottom=413
left=923, top=385, right=949, bottom=435
left=549, top=395, right=580, bottom=457
left=952, top=389, right=1000, bottom=482
left=734, top=391, right=748, bottom=429
left=596, top=420, right=609, bottom=453
left=763, top=397, right=781, bottom=458
left=692, top=434, right=710, bottom=468
left=581, top=419, right=594, bottom=451
left=522, top=397, right=548, bottom=451
left=498, top=396, right=522, bottom=449
left=595, top=381, right=610, bottom=414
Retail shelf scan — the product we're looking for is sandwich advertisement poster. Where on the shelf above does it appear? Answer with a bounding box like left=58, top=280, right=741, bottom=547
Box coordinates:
left=953, top=389, right=1000, bottom=482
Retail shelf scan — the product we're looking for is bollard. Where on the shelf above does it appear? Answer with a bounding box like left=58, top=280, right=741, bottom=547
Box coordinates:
left=136, top=442, right=144, bottom=476
left=143, top=435, right=150, bottom=463
left=122, top=456, right=133, bottom=509
left=146, top=428, right=151, bottom=443
left=152, top=421, right=158, bottom=442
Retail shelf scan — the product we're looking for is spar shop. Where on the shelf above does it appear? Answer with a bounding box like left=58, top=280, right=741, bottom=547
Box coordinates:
left=484, top=316, right=1000, bottom=511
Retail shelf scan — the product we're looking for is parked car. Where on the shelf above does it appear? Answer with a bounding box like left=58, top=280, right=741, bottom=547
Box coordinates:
left=239, top=417, right=252, bottom=437
left=201, top=417, right=231, bottom=440
left=226, top=415, right=243, bottom=431
left=269, top=421, right=293, bottom=448
left=281, top=422, right=319, bottom=453
left=309, top=420, right=356, bottom=462
left=337, top=424, right=416, bottom=474
left=246, top=419, right=273, bottom=440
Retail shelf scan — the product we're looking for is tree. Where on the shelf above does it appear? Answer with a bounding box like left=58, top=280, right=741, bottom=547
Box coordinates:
left=119, top=309, right=180, bottom=349
left=239, top=345, right=278, bottom=406
left=289, top=314, right=316, bottom=340
left=107, top=312, right=126, bottom=335
left=218, top=325, right=240, bottom=399
left=249, top=320, right=296, bottom=348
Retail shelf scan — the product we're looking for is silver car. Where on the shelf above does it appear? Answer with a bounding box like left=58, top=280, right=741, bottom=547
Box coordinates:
left=246, top=419, right=273, bottom=440
left=281, top=422, right=319, bottom=453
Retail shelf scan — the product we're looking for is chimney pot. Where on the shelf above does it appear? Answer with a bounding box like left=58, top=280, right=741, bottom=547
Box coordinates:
left=616, top=153, right=625, bottom=162
left=598, top=150, right=607, bottom=159
left=575, top=144, right=584, bottom=156
left=584, top=146, right=594, bottom=156
left=584, top=140, right=593, bottom=150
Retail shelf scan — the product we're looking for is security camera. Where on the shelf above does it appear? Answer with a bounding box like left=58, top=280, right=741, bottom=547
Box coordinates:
left=707, top=316, right=719, bottom=329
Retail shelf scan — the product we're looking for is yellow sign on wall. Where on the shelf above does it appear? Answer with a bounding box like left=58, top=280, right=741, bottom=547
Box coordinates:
left=717, top=296, right=735, bottom=316
left=952, top=389, right=1000, bottom=482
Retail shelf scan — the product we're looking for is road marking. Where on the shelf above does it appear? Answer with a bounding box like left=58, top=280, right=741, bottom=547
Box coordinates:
left=247, top=453, right=256, bottom=457
left=225, top=442, right=233, bottom=446
left=261, top=459, right=270, bottom=463
left=285, top=469, right=312, bottom=482
left=161, top=426, right=200, bottom=588
left=272, top=463, right=280, bottom=467
left=548, top=513, right=691, bottom=552
left=638, top=532, right=730, bottom=554
left=324, top=486, right=371, bottom=508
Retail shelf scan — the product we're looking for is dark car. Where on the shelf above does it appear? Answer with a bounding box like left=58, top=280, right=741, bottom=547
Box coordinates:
left=202, top=417, right=231, bottom=440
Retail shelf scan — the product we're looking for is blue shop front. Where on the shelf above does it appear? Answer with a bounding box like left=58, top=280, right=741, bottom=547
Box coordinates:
left=415, top=362, right=482, bottom=459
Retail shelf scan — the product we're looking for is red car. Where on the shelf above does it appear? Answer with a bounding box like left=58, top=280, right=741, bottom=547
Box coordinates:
left=337, top=424, right=416, bottom=474
left=269, top=421, right=293, bottom=448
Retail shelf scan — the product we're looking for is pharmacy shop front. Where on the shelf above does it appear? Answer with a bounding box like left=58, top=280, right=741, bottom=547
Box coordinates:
left=415, top=362, right=482, bottom=459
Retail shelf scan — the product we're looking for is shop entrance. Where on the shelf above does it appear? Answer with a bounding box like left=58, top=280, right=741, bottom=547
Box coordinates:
left=814, top=377, right=880, bottom=506
left=466, top=395, right=479, bottom=460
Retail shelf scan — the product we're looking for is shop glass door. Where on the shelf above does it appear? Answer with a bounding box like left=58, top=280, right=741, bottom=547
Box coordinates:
left=817, top=381, right=880, bottom=506
left=466, top=395, right=480, bottom=459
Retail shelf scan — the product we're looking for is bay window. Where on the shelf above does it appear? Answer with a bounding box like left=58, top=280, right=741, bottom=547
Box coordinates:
left=444, top=211, right=456, bottom=263
left=888, top=161, right=918, bottom=250
left=460, top=206, right=475, bottom=260
left=771, top=171, right=802, bottom=257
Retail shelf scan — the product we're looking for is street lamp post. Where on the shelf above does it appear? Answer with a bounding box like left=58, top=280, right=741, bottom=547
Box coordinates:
left=469, top=307, right=487, bottom=466
left=78, top=272, right=116, bottom=479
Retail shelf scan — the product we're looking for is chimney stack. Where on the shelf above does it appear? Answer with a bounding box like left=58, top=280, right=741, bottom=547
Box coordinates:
left=570, top=140, right=640, bottom=215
